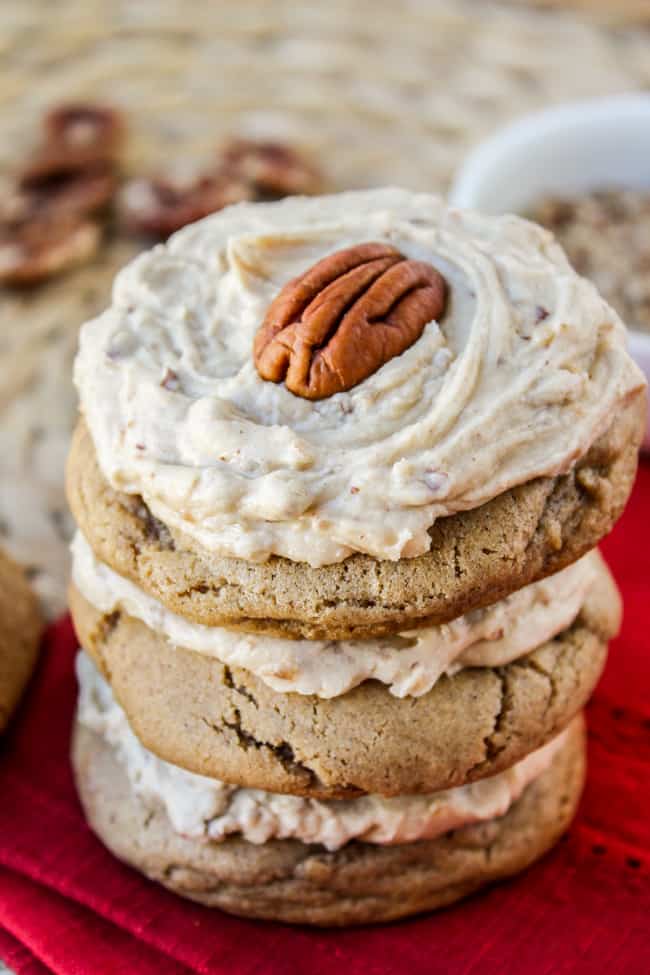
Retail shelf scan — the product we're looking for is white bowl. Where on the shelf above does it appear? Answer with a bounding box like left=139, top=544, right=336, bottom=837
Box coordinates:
left=450, top=94, right=650, bottom=450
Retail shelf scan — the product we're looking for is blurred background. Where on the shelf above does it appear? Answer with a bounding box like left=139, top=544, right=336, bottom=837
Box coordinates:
left=2, top=0, right=650, bottom=620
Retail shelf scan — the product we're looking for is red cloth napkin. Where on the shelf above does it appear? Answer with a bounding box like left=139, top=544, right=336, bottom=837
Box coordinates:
left=0, top=464, right=649, bottom=975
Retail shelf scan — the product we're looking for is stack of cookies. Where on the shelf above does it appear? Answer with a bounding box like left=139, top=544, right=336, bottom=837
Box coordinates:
left=66, top=189, right=646, bottom=926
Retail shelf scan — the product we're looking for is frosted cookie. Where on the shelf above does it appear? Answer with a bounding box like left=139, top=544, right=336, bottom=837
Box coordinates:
left=69, top=190, right=646, bottom=638
left=0, top=549, right=43, bottom=731
left=68, top=406, right=642, bottom=639
left=72, top=659, right=586, bottom=927
left=69, top=551, right=617, bottom=798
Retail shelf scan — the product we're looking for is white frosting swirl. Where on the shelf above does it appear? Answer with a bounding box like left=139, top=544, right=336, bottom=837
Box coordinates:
left=72, top=532, right=600, bottom=699
left=77, top=652, right=567, bottom=851
left=74, top=189, right=644, bottom=566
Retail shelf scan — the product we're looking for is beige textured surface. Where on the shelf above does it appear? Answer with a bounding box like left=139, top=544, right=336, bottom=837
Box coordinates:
left=70, top=560, right=616, bottom=798
left=0, top=548, right=42, bottom=732
left=67, top=395, right=643, bottom=640
left=508, top=0, right=650, bottom=23
left=3, top=1, right=650, bottom=618
left=72, top=713, right=586, bottom=926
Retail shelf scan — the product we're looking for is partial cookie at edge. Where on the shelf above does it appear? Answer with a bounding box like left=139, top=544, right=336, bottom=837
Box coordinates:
left=0, top=549, right=43, bottom=731
left=66, top=392, right=644, bottom=640
left=69, top=560, right=616, bottom=798
left=72, top=714, right=586, bottom=926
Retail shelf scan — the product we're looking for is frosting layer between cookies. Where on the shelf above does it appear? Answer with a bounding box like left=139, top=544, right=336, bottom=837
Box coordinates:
left=72, top=532, right=600, bottom=698
left=74, top=189, right=644, bottom=567
left=76, top=651, right=568, bottom=850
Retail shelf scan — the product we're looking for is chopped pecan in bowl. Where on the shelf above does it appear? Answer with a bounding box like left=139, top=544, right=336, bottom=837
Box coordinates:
left=254, top=242, right=447, bottom=399
left=531, top=189, right=650, bottom=335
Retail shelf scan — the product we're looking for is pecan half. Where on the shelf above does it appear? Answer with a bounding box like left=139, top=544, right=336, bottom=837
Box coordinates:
left=42, top=104, right=124, bottom=163
left=16, top=159, right=116, bottom=218
left=219, top=139, right=322, bottom=198
left=120, top=173, right=252, bottom=239
left=0, top=104, right=122, bottom=287
left=16, top=104, right=123, bottom=218
left=254, top=242, right=447, bottom=399
left=0, top=214, right=100, bottom=286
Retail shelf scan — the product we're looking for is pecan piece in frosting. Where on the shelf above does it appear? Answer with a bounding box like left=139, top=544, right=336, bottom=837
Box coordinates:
left=219, top=139, right=322, bottom=199
left=254, top=242, right=447, bottom=400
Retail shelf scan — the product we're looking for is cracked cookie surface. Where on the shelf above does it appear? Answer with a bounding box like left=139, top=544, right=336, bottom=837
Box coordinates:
left=66, top=392, right=644, bottom=640
left=69, top=562, right=616, bottom=798
left=0, top=548, right=43, bottom=732
left=72, top=714, right=585, bottom=926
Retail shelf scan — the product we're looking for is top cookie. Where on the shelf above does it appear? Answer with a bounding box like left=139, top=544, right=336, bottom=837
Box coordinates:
left=68, top=401, right=643, bottom=639
left=0, top=549, right=43, bottom=731
left=74, top=189, right=644, bottom=571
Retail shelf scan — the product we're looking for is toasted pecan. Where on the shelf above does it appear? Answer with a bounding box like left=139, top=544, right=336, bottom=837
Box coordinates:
left=219, top=138, right=321, bottom=198
left=17, top=159, right=117, bottom=218
left=120, top=174, right=252, bottom=238
left=254, top=242, right=447, bottom=399
left=42, top=104, right=124, bottom=163
left=0, top=214, right=100, bottom=286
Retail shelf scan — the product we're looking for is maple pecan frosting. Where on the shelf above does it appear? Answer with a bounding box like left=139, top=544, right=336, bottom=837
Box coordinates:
left=71, top=531, right=605, bottom=700
left=76, top=650, right=571, bottom=851
left=74, top=188, right=645, bottom=567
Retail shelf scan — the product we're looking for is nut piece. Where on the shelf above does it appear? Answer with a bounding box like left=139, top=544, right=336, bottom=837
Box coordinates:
left=121, top=137, right=320, bottom=241
left=254, top=242, right=447, bottom=399
left=15, top=104, right=124, bottom=217
left=0, top=103, right=123, bottom=288
left=0, top=215, right=100, bottom=286
left=220, top=139, right=322, bottom=198
left=42, top=104, right=124, bottom=164
left=16, top=159, right=116, bottom=218
left=120, top=174, right=252, bottom=239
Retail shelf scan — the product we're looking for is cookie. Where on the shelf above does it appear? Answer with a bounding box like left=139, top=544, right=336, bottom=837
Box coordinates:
left=74, top=189, right=644, bottom=577
left=0, top=549, right=43, bottom=731
left=66, top=390, right=644, bottom=640
left=72, top=713, right=585, bottom=926
left=69, top=558, right=616, bottom=798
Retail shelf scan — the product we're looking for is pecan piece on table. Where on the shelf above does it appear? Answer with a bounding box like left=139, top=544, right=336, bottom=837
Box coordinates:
left=219, top=138, right=322, bottom=199
left=0, top=214, right=100, bottom=286
left=0, top=104, right=123, bottom=287
left=254, top=242, right=447, bottom=400
left=16, top=158, right=117, bottom=218
left=16, top=103, right=124, bottom=218
left=41, top=104, right=124, bottom=164
left=119, top=174, right=252, bottom=239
